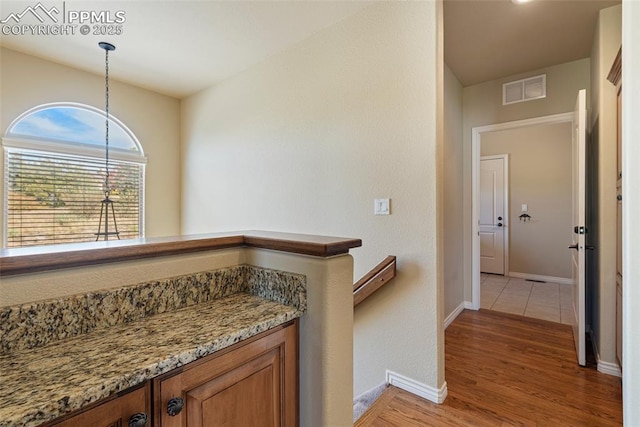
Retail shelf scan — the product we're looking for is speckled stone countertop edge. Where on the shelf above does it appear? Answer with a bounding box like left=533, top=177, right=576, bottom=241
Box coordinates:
left=1, top=264, right=306, bottom=355
left=0, top=293, right=303, bottom=427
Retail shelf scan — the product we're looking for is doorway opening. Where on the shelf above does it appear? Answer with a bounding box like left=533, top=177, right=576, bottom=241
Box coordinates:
left=471, top=112, right=574, bottom=310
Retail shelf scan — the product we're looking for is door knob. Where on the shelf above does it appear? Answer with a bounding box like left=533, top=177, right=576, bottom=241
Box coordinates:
left=128, top=413, right=148, bottom=427
left=167, top=397, right=184, bottom=416
left=568, top=244, right=579, bottom=250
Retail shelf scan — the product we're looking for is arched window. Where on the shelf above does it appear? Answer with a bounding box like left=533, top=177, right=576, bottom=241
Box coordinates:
left=2, top=103, right=146, bottom=248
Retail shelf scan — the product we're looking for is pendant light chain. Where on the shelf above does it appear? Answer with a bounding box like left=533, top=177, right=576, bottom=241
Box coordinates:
left=96, top=41, right=119, bottom=241
left=104, top=45, right=110, bottom=196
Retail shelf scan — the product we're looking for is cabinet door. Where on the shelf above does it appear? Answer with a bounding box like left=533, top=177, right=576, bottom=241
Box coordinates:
left=50, top=383, right=150, bottom=427
left=155, top=321, right=298, bottom=427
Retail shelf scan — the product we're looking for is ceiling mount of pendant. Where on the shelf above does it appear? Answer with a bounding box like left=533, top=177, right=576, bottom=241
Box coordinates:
left=99, top=42, right=116, bottom=51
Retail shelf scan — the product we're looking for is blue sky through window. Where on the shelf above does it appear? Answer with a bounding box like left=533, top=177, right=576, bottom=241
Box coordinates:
left=10, top=106, right=138, bottom=152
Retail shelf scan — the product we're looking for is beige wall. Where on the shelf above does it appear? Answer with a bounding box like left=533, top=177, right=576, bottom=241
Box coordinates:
left=463, top=59, right=591, bottom=129
left=0, top=249, right=243, bottom=306
left=481, top=123, right=573, bottom=279
left=462, top=59, right=591, bottom=301
left=443, top=64, right=465, bottom=317
left=0, top=48, right=181, bottom=242
left=589, top=4, right=621, bottom=369
left=181, top=2, right=443, bottom=398
left=622, top=2, right=640, bottom=422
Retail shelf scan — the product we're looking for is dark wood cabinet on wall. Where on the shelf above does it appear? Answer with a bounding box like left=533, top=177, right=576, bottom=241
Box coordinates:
left=607, top=46, right=623, bottom=370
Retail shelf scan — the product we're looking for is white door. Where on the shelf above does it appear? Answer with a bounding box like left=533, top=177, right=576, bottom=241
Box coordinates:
left=570, top=89, right=587, bottom=366
left=480, top=156, right=506, bottom=275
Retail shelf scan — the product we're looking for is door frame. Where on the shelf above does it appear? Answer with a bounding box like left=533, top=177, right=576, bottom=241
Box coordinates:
left=480, top=154, right=510, bottom=276
left=471, top=112, right=574, bottom=309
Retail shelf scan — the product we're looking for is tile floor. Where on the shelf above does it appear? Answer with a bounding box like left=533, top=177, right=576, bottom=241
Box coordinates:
left=481, top=273, right=573, bottom=324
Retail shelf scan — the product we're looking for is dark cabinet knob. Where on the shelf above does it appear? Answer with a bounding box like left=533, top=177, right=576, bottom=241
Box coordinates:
left=128, top=413, right=148, bottom=427
left=617, top=194, right=622, bottom=201
left=498, top=216, right=503, bottom=220
left=497, top=223, right=503, bottom=227
left=167, top=397, right=185, bottom=416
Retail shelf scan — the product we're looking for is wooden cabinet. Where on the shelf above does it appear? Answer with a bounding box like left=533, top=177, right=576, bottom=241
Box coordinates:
left=45, top=383, right=151, bottom=427
left=154, top=321, right=298, bottom=427
left=42, top=321, right=298, bottom=427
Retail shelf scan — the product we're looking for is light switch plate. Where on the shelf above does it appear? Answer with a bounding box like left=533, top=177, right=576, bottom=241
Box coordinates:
left=521, top=204, right=528, bottom=212
left=374, top=199, right=390, bottom=215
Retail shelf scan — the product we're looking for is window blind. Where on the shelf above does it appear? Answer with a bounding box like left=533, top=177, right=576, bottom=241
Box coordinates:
left=5, top=149, right=143, bottom=248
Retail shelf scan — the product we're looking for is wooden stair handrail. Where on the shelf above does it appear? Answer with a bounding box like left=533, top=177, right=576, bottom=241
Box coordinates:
left=353, top=256, right=396, bottom=307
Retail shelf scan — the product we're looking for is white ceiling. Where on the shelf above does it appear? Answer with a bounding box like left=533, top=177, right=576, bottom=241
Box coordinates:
left=1, top=0, right=622, bottom=98
left=444, top=0, right=621, bottom=87
left=0, top=1, right=371, bottom=98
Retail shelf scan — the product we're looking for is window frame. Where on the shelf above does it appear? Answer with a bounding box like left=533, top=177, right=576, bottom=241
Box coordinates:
left=2, top=102, right=147, bottom=249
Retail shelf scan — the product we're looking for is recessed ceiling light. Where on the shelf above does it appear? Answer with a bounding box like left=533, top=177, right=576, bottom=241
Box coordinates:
left=512, top=0, right=532, bottom=4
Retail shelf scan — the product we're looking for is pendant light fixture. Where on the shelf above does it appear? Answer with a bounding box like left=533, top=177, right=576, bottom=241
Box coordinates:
left=95, top=41, right=120, bottom=241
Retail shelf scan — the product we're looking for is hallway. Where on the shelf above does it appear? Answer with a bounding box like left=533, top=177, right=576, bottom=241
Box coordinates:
left=355, top=309, right=622, bottom=426
left=480, top=273, right=573, bottom=324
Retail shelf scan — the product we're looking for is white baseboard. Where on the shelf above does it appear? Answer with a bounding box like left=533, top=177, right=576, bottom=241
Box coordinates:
left=464, top=301, right=475, bottom=310
left=589, top=329, right=622, bottom=377
left=444, top=302, right=465, bottom=329
left=597, top=360, right=622, bottom=377
left=508, top=272, right=573, bottom=285
left=385, top=370, right=448, bottom=404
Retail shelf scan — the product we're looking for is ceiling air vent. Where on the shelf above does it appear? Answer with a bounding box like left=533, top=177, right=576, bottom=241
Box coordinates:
left=503, top=74, right=546, bottom=105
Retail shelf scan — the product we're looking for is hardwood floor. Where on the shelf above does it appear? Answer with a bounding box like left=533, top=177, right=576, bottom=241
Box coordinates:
left=355, top=309, right=622, bottom=426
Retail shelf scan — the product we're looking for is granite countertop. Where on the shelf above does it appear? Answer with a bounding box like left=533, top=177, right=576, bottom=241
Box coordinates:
left=0, top=292, right=303, bottom=427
